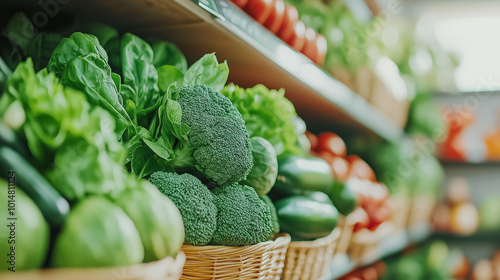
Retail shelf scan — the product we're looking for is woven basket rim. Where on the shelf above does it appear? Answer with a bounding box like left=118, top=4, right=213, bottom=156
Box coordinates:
left=181, top=233, right=291, bottom=253
left=287, top=227, right=341, bottom=249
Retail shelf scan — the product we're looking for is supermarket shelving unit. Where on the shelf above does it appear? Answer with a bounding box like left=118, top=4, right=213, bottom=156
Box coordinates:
left=2, top=0, right=427, bottom=278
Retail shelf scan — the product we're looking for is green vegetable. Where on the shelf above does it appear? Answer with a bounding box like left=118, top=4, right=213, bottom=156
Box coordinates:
left=221, top=84, right=304, bottom=157
left=243, top=137, right=278, bottom=196
left=0, top=179, right=50, bottom=271
left=60, top=52, right=133, bottom=136
left=0, top=59, right=128, bottom=201
left=120, top=33, right=160, bottom=124
left=150, top=41, right=187, bottom=72
left=211, top=184, right=274, bottom=246
left=260, top=195, right=280, bottom=235
left=307, top=191, right=333, bottom=204
left=149, top=171, right=217, bottom=246
left=479, top=196, right=500, bottom=231
left=183, top=53, right=229, bottom=92
left=151, top=84, right=253, bottom=186
left=271, top=155, right=333, bottom=197
left=48, top=32, right=108, bottom=78
left=51, top=196, right=144, bottom=268
left=275, top=195, right=338, bottom=241
left=114, top=179, right=185, bottom=262
left=26, top=33, right=63, bottom=71
left=0, top=13, right=31, bottom=69
left=327, top=180, right=357, bottom=216
left=0, top=146, right=69, bottom=227
left=88, top=23, right=121, bottom=71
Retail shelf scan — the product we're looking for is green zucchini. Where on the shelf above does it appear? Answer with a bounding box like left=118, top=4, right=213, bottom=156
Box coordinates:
left=0, top=146, right=69, bottom=227
left=271, top=155, right=333, bottom=198
left=275, top=195, right=338, bottom=240
left=325, top=180, right=357, bottom=216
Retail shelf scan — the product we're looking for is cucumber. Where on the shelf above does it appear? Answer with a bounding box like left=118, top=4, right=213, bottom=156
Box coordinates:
left=0, top=122, right=28, bottom=158
left=275, top=195, right=338, bottom=240
left=0, top=146, right=69, bottom=227
left=326, top=180, right=357, bottom=216
left=271, top=155, right=333, bottom=198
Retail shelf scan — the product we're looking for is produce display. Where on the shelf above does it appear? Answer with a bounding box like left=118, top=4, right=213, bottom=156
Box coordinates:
left=0, top=1, right=454, bottom=279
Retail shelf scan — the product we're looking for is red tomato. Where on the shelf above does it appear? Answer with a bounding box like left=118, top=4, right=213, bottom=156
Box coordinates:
left=301, top=27, right=318, bottom=62
left=263, top=0, right=285, bottom=34
left=351, top=207, right=370, bottom=233
left=244, top=0, right=273, bottom=24
left=345, top=155, right=376, bottom=182
left=331, top=156, right=350, bottom=182
left=314, top=33, right=327, bottom=65
left=316, top=132, right=347, bottom=157
left=365, top=200, right=392, bottom=231
left=361, top=267, right=378, bottom=280
left=305, top=131, right=318, bottom=151
left=230, top=0, right=248, bottom=8
left=277, top=5, right=299, bottom=42
left=287, top=21, right=306, bottom=51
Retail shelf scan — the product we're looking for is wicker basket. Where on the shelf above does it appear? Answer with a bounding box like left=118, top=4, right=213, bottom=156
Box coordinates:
left=281, top=228, right=341, bottom=280
left=180, top=234, right=290, bottom=280
left=348, top=222, right=394, bottom=261
left=333, top=215, right=355, bottom=255
left=1, top=251, right=186, bottom=280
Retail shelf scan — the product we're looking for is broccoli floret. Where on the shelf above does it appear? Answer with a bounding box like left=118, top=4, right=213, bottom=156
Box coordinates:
left=148, top=171, right=217, bottom=246
left=168, top=85, right=253, bottom=186
left=210, top=184, right=274, bottom=246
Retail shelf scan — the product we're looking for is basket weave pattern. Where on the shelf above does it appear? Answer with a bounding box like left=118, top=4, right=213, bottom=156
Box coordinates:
left=281, top=228, right=341, bottom=280
left=180, top=234, right=291, bottom=280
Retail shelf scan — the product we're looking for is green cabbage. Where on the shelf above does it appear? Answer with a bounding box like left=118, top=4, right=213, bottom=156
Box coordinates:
left=243, top=137, right=278, bottom=196
left=51, top=196, right=144, bottom=268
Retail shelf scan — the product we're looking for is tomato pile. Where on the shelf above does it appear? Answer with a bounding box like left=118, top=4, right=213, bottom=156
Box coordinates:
left=307, top=131, right=393, bottom=232
left=230, top=0, right=327, bottom=65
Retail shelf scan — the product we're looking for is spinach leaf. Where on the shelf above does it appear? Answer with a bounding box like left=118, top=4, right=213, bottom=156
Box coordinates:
left=183, top=53, right=229, bottom=92
left=131, top=145, right=159, bottom=178
left=88, top=23, right=122, bottom=71
left=0, top=13, right=33, bottom=69
left=150, top=41, right=187, bottom=73
left=26, top=33, right=63, bottom=71
left=120, top=33, right=160, bottom=125
left=61, top=53, right=133, bottom=136
left=157, top=65, right=183, bottom=92
left=48, top=32, right=108, bottom=78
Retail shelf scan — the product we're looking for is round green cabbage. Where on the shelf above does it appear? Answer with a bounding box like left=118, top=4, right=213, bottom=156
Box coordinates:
left=51, top=196, right=144, bottom=268
left=243, top=137, right=278, bottom=196
left=114, top=180, right=185, bottom=262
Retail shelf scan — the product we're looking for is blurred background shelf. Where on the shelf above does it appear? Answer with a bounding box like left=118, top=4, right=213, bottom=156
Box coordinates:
left=1, top=0, right=404, bottom=142
left=433, top=232, right=500, bottom=242
left=321, top=224, right=432, bottom=280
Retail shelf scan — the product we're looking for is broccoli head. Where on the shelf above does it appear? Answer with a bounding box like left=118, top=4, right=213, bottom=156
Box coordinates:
left=210, top=184, right=274, bottom=246
left=148, top=171, right=217, bottom=246
left=168, top=85, right=253, bottom=186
